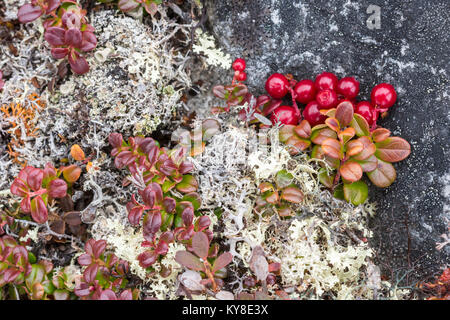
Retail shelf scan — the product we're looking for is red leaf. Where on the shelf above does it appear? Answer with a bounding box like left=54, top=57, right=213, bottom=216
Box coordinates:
left=51, top=47, right=69, bottom=59
left=4, top=268, right=21, bottom=283
left=80, top=31, right=97, bottom=52
left=143, top=212, right=162, bottom=238
left=83, top=263, right=99, bottom=283
left=175, top=251, right=204, bottom=271
left=138, top=251, right=157, bottom=268
left=17, top=4, right=43, bottom=24
left=45, top=27, right=66, bottom=47
left=100, top=289, right=117, bottom=300
left=114, top=150, right=136, bottom=169
left=20, top=195, right=31, bottom=213
left=48, top=179, right=67, bottom=198
left=68, top=50, right=89, bottom=75
left=127, top=205, right=144, bottom=226
left=30, top=196, right=48, bottom=224
left=212, top=252, right=233, bottom=273
left=162, top=197, right=176, bottom=213
left=10, top=178, right=28, bottom=197
left=119, top=290, right=133, bottom=300
left=27, top=168, right=43, bottom=192
left=109, top=133, right=123, bottom=149
left=77, top=253, right=92, bottom=266
left=155, top=240, right=168, bottom=255
left=46, top=0, right=61, bottom=13
left=191, top=232, right=209, bottom=259
left=91, top=240, right=107, bottom=259
left=182, top=206, right=194, bottom=227
left=195, top=216, right=210, bottom=231
left=118, top=0, right=140, bottom=12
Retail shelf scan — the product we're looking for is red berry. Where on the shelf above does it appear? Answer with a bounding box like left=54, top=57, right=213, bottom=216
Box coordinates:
left=337, top=77, right=359, bottom=99
left=316, top=89, right=338, bottom=109
left=303, top=101, right=327, bottom=126
left=270, top=105, right=299, bottom=125
left=294, top=79, right=316, bottom=104
left=232, top=58, right=246, bottom=72
left=265, top=73, right=289, bottom=99
left=236, top=71, right=247, bottom=81
left=314, top=72, right=338, bottom=91
left=371, top=83, right=397, bottom=108
left=355, top=101, right=375, bottom=125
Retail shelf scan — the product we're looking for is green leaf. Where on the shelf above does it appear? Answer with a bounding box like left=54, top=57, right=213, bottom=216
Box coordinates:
left=350, top=113, right=370, bottom=137
left=182, top=192, right=202, bottom=211
left=333, top=184, right=345, bottom=200
left=375, top=137, right=411, bottom=163
left=162, top=179, right=176, bottom=193
left=343, top=181, right=368, bottom=205
left=367, top=159, right=397, bottom=187
left=176, top=175, right=198, bottom=193
left=275, top=170, right=294, bottom=189
left=25, top=264, right=45, bottom=289
left=318, top=168, right=335, bottom=188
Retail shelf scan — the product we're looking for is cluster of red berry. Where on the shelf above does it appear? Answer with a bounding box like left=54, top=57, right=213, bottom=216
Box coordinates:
left=261, top=67, right=397, bottom=130
left=232, top=58, right=248, bottom=82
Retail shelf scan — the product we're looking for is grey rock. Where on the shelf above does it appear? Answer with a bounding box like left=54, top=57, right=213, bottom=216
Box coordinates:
left=207, top=0, right=450, bottom=281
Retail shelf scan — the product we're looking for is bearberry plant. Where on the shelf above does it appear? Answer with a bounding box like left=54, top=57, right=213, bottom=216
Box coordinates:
left=18, top=0, right=97, bottom=75
left=10, top=163, right=81, bottom=224
left=175, top=231, right=233, bottom=292
left=75, top=239, right=138, bottom=300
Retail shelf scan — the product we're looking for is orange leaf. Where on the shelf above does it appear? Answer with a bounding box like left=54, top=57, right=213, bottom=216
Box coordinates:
left=70, top=144, right=85, bottom=161
left=339, top=161, right=363, bottom=182
left=321, top=138, right=342, bottom=159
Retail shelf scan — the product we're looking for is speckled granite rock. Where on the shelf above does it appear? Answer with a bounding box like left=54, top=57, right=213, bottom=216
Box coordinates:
left=206, top=0, right=449, bottom=280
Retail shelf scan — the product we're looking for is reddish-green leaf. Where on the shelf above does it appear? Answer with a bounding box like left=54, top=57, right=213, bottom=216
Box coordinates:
left=367, top=159, right=397, bottom=187
left=354, top=155, right=378, bottom=172
left=375, top=137, right=411, bottom=163
left=335, top=101, right=354, bottom=127
left=371, top=128, right=391, bottom=142
left=325, top=117, right=340, bottom=132
left=294, top=120, right=311, bottom=139
left=321, top=138, right=342, bottom=159
left=279, top=125, right=295, bottom=142
left=338, top=127, right=356, bottom=144
left=351, top=136, right=376, bottom=161
left=281, top=187, right=304, bottom=203
left=176, top=175, right=198, bottom=193
left=346, top=140, right=364, bottom=157
left=350, top=113, right=370, bottom=137
left=310, top=128, right=337, bottom=145
left=339, top=161, right=363, bottom=182
left=318, top=168, right=335, bottom=188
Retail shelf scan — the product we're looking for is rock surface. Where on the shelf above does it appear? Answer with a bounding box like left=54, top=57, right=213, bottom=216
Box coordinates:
left=206, top=0, right=449, bottom=281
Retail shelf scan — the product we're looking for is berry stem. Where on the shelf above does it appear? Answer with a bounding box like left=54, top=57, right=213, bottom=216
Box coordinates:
left=287, top=85, right=302, bottom=120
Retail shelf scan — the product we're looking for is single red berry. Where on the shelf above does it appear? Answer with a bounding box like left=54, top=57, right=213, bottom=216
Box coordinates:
left=371, top=83, right=397, bottom=108
left=355, top=101, right=375, bottom=125
left=294, top=79, right=316, bottom=104
left=303, top=101, right=327, bottom=126
left=236, top=71, right=247, bottom=81
left=337, top=77, right=360, bottom=99
left=270, top=105, right=299, bottom=125
left=316, top=89, right=338, bottom=109
left=232, top=58, right=246, bottom=72
left=314, top=72, right=338, bottom=91
left=265, top=73, right=289, bottom=99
